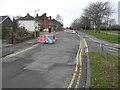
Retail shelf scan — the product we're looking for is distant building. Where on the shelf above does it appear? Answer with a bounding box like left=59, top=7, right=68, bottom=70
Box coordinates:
left=118, top=1, right=120, bottom=25
left=36, top=13, right=50, bottom=30
left=35, top=13, right=63, bottom=31
left=17, top=13, right=63, bottom=32
left=17, top=13, right=35, bottom=32
left=0, top=16, right=13, bottom=32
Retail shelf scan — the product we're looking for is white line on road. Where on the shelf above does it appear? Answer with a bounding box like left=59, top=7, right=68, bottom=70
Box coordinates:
left=83, top=39, right=88, bottom=53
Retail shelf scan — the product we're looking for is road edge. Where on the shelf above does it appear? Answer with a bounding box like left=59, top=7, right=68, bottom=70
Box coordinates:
left=78, top=34, right=90, bottom=88
left=85, top=52, right=90, bottom=88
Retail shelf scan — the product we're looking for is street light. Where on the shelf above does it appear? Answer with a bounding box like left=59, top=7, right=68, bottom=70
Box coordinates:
left=34, top=9, right=40, bottom=40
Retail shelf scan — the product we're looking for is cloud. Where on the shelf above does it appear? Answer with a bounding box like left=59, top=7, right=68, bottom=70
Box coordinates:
left=0, top=0, right=119, bottom=27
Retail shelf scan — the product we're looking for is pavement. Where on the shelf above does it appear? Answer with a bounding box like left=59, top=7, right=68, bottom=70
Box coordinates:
left=78, top=31, right=120, bottom=57
left=1, top=39, right=36, bottom=57
left=79, top=32, right=119, bottom=48
left=105, top=32, right=120, bottom=37
left=2, top=31, right=88, bottom=88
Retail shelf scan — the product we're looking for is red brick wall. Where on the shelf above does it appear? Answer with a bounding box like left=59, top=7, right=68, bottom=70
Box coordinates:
left=39, top=21, right=49, bottom=29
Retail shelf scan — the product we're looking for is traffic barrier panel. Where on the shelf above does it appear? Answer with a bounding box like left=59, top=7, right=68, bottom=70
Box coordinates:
left=37, top=36, right=46, bottom=43
left=38, top=34, right=57, bottom=44
left=46, top=36, right=53, bottom=43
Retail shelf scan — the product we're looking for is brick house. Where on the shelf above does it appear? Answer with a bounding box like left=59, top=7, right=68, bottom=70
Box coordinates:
left=35, top=13, right=50, bottom=31
left=35, top=13, right=63, bottom=31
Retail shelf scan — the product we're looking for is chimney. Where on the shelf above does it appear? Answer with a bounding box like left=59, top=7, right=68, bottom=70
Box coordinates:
left=49, top=16, right=51, bottom=20
left=44, top=13, right=46, bottom=21
left=27, top=13, right=30, bottom=16
left=49, top=16, right=52, bottom=24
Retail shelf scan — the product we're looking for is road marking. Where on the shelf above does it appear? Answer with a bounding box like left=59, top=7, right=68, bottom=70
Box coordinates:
left=1, top=44, right=38, bottom=60
left=67, top=39, right=81, bottom=89
left=75, top=39, right=83, bottom=88
left=83, top=39, right=88, bottom=53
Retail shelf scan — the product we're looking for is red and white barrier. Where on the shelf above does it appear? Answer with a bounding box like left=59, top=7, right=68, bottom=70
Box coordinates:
left=37, top=34, right=57, bottom=44
left=63, top=29, right=77, bottom=34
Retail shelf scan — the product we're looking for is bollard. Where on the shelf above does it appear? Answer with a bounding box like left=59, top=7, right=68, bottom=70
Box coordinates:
left=100, top=43, right=107, bottom=61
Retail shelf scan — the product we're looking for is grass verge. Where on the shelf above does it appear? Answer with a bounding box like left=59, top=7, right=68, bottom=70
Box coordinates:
left=88, top=52, right=120, bottom=88
left=101, top=31, right=119, bottom=34
left=80, top=30, right=120, bottom=43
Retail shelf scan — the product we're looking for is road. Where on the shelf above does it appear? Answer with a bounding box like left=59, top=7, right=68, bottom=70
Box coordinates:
left=79, top=32, right=120, bottom=57
left=106, top=32, right=120, bottom=37
left=2, top=31, right=119, bottom=89
left=2, top=31, right=87, bottom=88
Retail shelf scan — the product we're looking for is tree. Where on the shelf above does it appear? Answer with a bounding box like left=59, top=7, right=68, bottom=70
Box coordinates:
left=14, top=15, right=22, bottom=20
left=56, top=14, right=63, bottom=24
left=84, top=1, right=113, bottom=33
left=71, top=18, right=81, bottom=30
left=12, top=18, right=17, bottom=32
left=2, top=25, right=9, bottom=39
left=79, top=15, right=91, bottom=30
left=71, top=15, right=91, bottom=30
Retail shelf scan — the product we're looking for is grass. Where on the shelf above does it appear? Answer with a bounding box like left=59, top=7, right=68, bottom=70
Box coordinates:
left=88, top=52, right=120, bottom=88
left=101, top=31, right=119, bottom=34
left=80, top=30, right=120, bottom=43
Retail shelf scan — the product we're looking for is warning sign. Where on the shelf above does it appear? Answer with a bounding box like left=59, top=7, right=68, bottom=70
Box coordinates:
left=37, top=37, right=46, bottom=42
left=46, top=37, right=53, bottom=43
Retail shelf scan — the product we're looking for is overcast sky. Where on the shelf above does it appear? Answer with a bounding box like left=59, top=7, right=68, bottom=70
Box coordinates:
left=0, top=0, right=119, bottom=27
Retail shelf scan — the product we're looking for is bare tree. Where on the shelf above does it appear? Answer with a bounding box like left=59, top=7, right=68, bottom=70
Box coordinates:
left=80, top=15, right=91, bottom=30
left=56, top=14, right=63, bottom=24
left=84, top=1, right=113, bottom=33
left=14, top=15, right=22, bottom=20
left=71, top=18, right=81, bottom=30
left=71, top=15, right=91, bottom=30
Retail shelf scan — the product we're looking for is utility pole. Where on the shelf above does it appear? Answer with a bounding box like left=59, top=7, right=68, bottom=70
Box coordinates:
left=34, top=9, right=39, bottom=40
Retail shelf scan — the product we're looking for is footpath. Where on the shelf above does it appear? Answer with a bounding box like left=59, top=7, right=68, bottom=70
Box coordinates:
left=104, top=32, right=120, bottom=37
left=1, top=39, right=37, bottom=57
left=79, top=32, right=119, bottom=49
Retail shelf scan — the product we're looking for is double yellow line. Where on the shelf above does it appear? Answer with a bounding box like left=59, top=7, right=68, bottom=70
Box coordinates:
left=67, top=35, right=82, bottom=89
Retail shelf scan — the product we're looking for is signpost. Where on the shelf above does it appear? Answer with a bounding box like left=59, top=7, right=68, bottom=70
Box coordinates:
left=100, top=43, right=107, bottom=61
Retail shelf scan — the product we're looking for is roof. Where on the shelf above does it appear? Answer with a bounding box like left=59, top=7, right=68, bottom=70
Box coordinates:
left=36, top=13, right=50, bottom=21
left=18, top=13, right=34, bottom=20
left=0, top=16, right=8, bottom=24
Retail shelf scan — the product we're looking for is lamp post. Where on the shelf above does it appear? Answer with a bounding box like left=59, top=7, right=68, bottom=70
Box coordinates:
left=34, top=9, right=40, bottom=40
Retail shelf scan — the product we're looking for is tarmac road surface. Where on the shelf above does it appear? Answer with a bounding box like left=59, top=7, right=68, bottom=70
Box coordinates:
left=2, top=31, right=87, bottom=88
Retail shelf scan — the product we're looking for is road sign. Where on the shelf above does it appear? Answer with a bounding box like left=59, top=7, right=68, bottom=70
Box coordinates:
left=37, top=37, right=46, bottom=42
left=46, top=37, right=53, bottom=43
